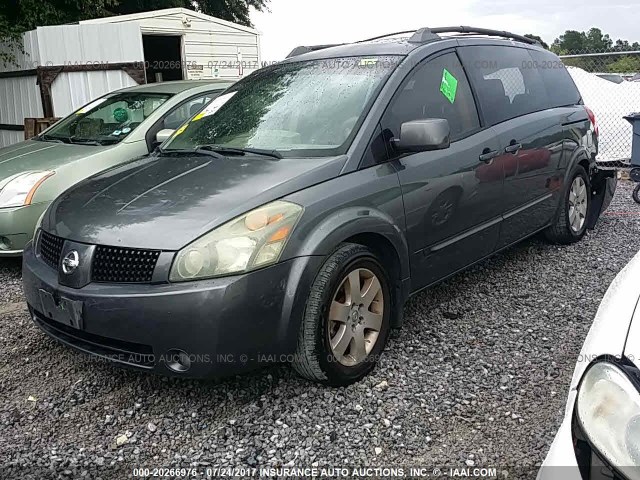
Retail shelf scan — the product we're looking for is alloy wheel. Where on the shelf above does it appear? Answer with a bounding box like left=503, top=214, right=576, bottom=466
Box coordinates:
left=327, top=268, right=384, bottom=367
left=568, top=176, right=588, bottom=233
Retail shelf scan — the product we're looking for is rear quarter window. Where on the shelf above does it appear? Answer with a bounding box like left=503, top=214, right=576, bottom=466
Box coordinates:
left=527, top=50, right=582, bottom=107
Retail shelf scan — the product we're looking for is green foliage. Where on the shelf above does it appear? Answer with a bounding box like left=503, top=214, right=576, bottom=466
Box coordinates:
left=524, top=34, right=549, bottom=50
left=0, top=0, right=269, bottom=67
left=551, top=28, right=640, bottom=74
left=607, top=56, right=640, bottom=74
left=551, top=28, right=640, bottom=55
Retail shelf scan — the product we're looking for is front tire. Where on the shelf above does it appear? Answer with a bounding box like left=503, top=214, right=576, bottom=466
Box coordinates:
left=292, top=243, right=393, bottom=386
left=633, top=183, right=640, bottom=205
left=545, top=165, right=590, bottom=245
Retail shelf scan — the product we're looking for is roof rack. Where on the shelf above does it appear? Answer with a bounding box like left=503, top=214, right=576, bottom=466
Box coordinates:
left=410, top=26, right=539, bottom=45
left=356, top=30, right=418, bottom=43
left=285, top=26, right=538, bottom=59
left=286, top=44, right=344, bottom=58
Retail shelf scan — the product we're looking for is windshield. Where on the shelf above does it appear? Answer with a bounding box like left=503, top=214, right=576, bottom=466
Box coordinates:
left=163, top=56, right=400, bottom=157
left=40, top=92, right=172, bottom=145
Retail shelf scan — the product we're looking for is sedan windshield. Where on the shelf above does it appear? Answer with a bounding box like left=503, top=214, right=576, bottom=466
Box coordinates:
left=163, top=56, right=400, bottom=157
left=40, top=92, right=171, bottom=145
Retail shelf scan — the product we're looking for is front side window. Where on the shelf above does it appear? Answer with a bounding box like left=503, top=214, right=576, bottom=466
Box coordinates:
left=458, top=46, right=549, bottom=126
left=41, top=92, right=171, bottom=145
left=382, top=52, right=480, bottom=145
left=163, top=94, right=216, bottom=130
left=163, top=56, right=401, bottom=157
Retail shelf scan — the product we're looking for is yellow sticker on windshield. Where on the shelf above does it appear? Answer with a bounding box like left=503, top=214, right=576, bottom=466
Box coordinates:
left=174, top=124, right=188, bottom=137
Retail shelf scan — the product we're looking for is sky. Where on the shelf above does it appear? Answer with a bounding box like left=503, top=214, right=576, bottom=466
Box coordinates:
left=250, top=0, right=640, bottom=62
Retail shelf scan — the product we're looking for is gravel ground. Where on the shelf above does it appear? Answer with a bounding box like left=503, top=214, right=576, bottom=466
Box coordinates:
left=1, top=181, right=640, bottom=479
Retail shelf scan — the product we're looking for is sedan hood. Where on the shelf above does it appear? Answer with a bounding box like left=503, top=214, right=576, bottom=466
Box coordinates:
left=622, top=252, right=640, bottom=370
left=571, top=250, right=640, bottom=390
left=0, top=140, right=107, bottom=184
left=45, top=153, right=346, bottom=250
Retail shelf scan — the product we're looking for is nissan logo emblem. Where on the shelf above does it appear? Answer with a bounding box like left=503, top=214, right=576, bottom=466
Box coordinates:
left=62, top=250, right=80, bottom=275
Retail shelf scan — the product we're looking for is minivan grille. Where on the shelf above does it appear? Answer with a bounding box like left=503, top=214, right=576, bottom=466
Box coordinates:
left=92, top=246, right=160, bottom=283
left=39, top=231, right=64, bottom=269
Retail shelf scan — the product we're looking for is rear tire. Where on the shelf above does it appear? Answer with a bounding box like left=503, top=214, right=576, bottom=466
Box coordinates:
left=544, top=165, right=590, bottom=245
left=292, top=243, right=392, bottom=386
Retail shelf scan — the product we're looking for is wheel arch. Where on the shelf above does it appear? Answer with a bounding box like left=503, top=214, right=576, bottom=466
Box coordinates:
left=283, top=207, right=411, bottom=330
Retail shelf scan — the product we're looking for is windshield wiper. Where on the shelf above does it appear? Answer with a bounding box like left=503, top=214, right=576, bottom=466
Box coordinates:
left=69, top=139, right=103, bottom=146
left=39, top=135, right=66, bottom=144
left=159, top=147, right=225, bottom=159
left=198, top=144, right=283, bottom=160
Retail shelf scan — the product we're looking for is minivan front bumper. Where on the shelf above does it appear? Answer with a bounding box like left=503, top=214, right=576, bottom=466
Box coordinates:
left=22, top=242, right=323, bottom=378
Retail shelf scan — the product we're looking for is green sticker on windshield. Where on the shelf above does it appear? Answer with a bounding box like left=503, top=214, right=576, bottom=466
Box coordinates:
left=440, top=68, right=458, bottom=104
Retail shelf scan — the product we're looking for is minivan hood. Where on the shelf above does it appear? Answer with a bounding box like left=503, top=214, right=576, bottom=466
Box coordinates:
left=0, top=140, right=108, bottom=183
left=45, top=153, right=346, bottom=250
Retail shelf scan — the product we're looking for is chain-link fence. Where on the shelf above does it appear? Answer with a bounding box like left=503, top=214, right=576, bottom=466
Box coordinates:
left=559, top=50, right=640, bottom=163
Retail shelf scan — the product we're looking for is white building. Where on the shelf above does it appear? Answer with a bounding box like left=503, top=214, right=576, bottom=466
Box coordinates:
left=0, top=8, right=261, bottom=147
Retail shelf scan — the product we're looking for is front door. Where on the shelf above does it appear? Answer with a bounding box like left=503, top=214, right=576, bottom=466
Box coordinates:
left=381, top=51, right=505, bottom=290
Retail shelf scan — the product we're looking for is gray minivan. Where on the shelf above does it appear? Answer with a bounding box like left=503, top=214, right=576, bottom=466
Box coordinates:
left=23, top=27, right=616, bottom=385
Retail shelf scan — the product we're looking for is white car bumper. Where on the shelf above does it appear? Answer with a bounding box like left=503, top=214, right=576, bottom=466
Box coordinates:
left=538, top=391, right=582, bottom=480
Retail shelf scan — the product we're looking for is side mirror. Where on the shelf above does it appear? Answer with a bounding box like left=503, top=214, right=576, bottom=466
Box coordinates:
left=393, top=119, right=450, bottom=153
left=155, top=129, right=175, bottom=145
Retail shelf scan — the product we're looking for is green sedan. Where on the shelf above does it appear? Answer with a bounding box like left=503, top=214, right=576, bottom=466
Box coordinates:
left=0, top=80, right=233, bottom=256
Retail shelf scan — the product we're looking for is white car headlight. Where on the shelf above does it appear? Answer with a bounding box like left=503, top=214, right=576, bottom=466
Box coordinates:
left=576, top=361, right=640, bottom=478
left=0, top=171, right=54, bottom=208
left=170, top=200, right=303, bottom=281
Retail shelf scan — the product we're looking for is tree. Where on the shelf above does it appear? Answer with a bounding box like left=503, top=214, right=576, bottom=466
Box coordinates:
left=524, top=34, right=549, bottom=50
left=552, top=28, right=616, bottom=54
left=550, top=28, right=640, bottom=73
left=1, top=0, right=268, bottom=67
left=1, top=0, right=118, bottom=66
left=551, top=30, right=588, bottom=54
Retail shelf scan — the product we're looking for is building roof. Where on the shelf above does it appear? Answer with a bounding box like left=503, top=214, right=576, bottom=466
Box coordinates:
left=79, top=7, right=259, bottom=35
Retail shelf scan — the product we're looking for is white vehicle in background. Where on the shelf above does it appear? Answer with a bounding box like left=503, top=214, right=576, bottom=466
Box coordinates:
left=539, top=252, right=640, bottom=480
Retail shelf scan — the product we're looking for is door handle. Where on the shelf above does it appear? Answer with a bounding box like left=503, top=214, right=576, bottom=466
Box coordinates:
left=479, top=149, right=499, bottom=163
left=505, top=143, right=522, bottom=154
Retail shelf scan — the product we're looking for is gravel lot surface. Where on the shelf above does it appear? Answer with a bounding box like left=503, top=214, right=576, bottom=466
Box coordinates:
left=1, top=181, right=639, bottom=479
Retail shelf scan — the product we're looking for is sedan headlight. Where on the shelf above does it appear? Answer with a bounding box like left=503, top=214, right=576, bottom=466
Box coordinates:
left=576, top=361, right=640, bottom=479
left=170, top=200, right=303, bottom=281
left=0, top=171, right=54, bottom=208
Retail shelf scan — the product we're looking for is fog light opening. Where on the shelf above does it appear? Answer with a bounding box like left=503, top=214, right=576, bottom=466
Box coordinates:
left=0, top=236, right=11, bottom=251
left=164, top=349, right=191, bottom=373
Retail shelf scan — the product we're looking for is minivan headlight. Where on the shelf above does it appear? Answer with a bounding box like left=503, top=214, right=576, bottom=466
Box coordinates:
left=0, top=171, right=54, bottom=208
left=169, top=200, right=303, bottom=281
left=576, top=361, right=640, bottom=479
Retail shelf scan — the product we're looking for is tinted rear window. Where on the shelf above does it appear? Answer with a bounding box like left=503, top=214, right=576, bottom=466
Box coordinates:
left=527, top=50, right=582, bottom=107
